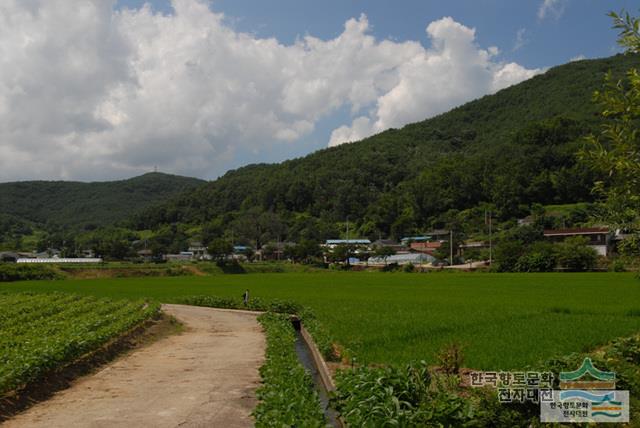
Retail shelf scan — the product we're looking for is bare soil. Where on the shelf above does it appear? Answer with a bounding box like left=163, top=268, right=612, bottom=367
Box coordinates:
left=2, top=304, right=266, bottom=428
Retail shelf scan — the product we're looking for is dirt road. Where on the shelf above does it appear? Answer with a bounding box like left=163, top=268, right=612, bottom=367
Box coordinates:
left=3, top=304, right=266, bottom=428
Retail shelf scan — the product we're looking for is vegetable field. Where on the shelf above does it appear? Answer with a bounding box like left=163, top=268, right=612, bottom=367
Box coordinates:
left=0, top=293, right=159, bottom=395
left=3, top=272, right=640, bottom=370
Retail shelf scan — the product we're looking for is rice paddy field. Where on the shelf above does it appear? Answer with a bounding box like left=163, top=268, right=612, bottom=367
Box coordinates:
left=2, top=272, right=639, bottom=370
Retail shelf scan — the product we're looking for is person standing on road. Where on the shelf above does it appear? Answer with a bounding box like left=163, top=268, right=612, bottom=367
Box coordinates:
left=242, top=289, right=249, bottom=306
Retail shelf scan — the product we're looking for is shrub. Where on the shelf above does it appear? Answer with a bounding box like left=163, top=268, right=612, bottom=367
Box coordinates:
left=403, top=263, right=415, bottom=273
left=610, top=258, right=627, bottom=272
left=435, top=343, right=465, bottom=374
left=382, top=262, right=400, bottom=272
left=175, top=295, right=238, bottom=309
left=514, top=244, right=557, bottom=272
left=618, top=234, right=640, bottom=257
left=556, top=236, right=598, bottom=271
left=0, top=264, right=63, bottom=282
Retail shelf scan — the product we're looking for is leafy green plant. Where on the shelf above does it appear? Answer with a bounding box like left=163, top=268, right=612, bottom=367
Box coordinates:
left=252, top=313, right=326, bottom=427
left=333, top=362, right=490, bottom=427
left=0, top=292, right=159, bottom=395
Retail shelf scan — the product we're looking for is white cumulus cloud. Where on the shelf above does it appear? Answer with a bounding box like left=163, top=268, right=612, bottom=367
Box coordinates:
left=329, top=17, right=543, bottom=146
left=0, top=0, right=542, bottom=181
left=538, top=0, right=567, bottom=20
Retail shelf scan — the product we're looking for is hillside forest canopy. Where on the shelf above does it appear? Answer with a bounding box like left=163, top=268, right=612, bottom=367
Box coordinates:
left=1, top=51, right=640, bottom=268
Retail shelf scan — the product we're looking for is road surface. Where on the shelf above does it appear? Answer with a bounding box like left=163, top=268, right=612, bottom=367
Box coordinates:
left=3, top=304, right=265, bottom=428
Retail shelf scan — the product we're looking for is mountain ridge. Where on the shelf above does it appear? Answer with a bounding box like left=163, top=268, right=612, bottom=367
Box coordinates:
left=0, top=172, right=206, bottom=231
left=127, top=54, right=640, bottom=243
left=3, top=53, right=640, bottom=248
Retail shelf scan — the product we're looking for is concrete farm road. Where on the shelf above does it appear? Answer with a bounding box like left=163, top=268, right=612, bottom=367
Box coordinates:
left=3, top=304, right=266, bottom=428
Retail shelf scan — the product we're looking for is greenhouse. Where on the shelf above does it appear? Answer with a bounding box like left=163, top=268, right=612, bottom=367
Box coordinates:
left=368, top=252, right=435, bottom=265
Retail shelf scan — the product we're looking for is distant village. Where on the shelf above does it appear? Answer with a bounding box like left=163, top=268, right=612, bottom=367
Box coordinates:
left=0, top=225, right=618, bottom=270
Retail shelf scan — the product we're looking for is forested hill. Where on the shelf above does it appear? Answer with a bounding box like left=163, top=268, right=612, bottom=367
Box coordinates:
left=129, top=54, right=640, bottom=242
left=0, top=173, right=205, bottom=231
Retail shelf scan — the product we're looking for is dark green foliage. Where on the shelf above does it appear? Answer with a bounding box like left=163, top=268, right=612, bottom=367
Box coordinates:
left=333, top=363, right=533, bottom=427
left=175, top=295, right=303, bottom=315
left=175, top=295, right=238, bottom=309
left=328, top=244, right=355, bottom=265
left=0, top=264, right=62, bottom=282
left=618, top=234, right=640, bottom=256
left=0, top=172, right=204, bottom=233
left=133, top=55, right=640, bottom=240
left=253, top=312, right=326, bottom=427
left=78, top=227, right=138, bottom=260
left=555, top=236, right=599, bottom=271
left=403, top=263, right=416, bottom=272
left=206, top=238, right=234, bottom=263
left=514, top=242, right=558, bottom=273
left=285, top=239, right=323, bottom=264
left=0, top=214, right=33, bottom=250
left=493, top=225, right=545, bottom=272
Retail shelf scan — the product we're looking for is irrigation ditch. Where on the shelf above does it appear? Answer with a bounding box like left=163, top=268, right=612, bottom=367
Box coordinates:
left=290, top=316, right=343, bottom=428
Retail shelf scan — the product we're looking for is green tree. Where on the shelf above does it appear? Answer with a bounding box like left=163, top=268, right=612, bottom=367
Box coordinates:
left=579, top=10, right=640, bottom=229
left=331, top=244, right=355, bottom=265
left=295, top=239, right=323, bottom=264
left=374, top=245, right=396, bottom=266
left=617, top=233, right=640, bottom=256
left=556, top=236, right=598, bottom=272
left=207, top=238, right=234, bottom=264
left=514, top=241, right=557, bottom=272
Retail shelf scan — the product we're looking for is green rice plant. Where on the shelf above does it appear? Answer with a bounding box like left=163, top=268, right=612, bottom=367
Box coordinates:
left=3, top=272, right=640, bottom=369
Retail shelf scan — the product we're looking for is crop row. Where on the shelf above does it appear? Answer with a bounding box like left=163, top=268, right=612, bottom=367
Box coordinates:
left=0, top=292, right=160, bottom=395
left=252, top=312, right=326, bottom=427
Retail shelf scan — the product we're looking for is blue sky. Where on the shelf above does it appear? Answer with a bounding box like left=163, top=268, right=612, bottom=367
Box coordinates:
left=112, top=0, right=633, bottom=176
left=117, top=0, right=632, bottom=70
left=0, top=0, right=636, bottom=181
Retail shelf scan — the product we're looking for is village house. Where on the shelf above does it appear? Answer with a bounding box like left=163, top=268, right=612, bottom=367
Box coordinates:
left=188, top=241, right=209, bottom=260
left=543, top=227, right=612, bottom=257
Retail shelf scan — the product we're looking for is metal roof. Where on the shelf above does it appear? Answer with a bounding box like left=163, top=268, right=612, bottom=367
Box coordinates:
left=543, top=228, right=609, bottom=236
left=325, top=239, right=371, bottom=244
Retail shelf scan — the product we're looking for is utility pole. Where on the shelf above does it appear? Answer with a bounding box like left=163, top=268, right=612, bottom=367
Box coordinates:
left=346, top=216, right=350, bottom=242
left=489, top=211, right=493, bottom=265
left=449, top=229, right=453, bottom=266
